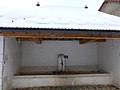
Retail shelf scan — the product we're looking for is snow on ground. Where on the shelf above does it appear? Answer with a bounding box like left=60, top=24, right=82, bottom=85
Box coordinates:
left=0, top=6, right=120, bottom=30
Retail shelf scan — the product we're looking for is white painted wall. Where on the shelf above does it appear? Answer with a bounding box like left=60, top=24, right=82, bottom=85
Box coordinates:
left=1, top=37, right=120, bottom=89
left=21, top=41, right=98, bottom=66
left=2, top=37, right=21, bottom=90
left=0, top=36, right=4, bottom=90
left=98, top=39, right=120, bottom=87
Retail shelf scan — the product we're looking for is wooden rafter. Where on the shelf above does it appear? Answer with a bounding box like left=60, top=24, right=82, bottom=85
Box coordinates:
left=79, top=39, right=106, bottom=45
left=95, top=39, right=106, bottom=42
left=16, top=37, right=106, bottom=44
left=33, top=38, right=42, bottom=44
left=16, top=37, right=42, bottom=44
left=80, top=39, right=97, bottom=44
left=16, top=38, right=33, bottom=41
left=1, top=32, right=120, bottom=39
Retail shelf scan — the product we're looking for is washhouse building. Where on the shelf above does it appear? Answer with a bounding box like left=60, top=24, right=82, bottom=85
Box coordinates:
left=0, top=3, right=120, bottom=90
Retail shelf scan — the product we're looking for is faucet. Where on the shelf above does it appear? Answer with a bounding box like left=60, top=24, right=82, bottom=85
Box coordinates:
left=57, top=54, right=68, bottom=73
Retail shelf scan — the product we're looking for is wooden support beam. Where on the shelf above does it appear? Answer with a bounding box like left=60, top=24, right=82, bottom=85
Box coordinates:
left=80, top=39, right=106, bottom=45
left=80, top=39, right=97, bottom=44
left=34, top=39, right=42, bottom=44
left=1, top=32, right=120, bottom=39
left=16, top=37, right=33, bottom=41
left=16, top=37, right=106, bottom=45
left=95, top=39, right=106, bottom=42
left=16, top=37, right=42, bottom=44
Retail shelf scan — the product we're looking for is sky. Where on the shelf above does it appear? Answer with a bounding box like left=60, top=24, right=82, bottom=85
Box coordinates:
left=0, top=0, right=104, bottom=15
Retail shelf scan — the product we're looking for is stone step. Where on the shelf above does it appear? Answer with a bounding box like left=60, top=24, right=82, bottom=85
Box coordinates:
left=13, top=85, right=120, bottom=90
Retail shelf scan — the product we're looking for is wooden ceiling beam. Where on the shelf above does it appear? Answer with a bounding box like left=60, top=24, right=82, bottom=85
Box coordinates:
left=95, top=39, right=106, bottom=42
left=80, top=39, right=97, bottom=45
left=34, top=39, right=42, bottom=44
left=16, top=37, right=33, bottom=41
left=1, top=32, right=120, bottom=39
left=16, top=37, right=106, bottom=45
left=79, top=39, right=106, bottom=45
left=16, top=37, right=42, bottom=44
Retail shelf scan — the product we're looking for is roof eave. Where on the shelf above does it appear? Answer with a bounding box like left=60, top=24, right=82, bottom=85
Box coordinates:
left=1, top=27, right=120, bottom=39
left=98, top=0, right=120, bottom=11
left=0, top=27, right=120, bottom=34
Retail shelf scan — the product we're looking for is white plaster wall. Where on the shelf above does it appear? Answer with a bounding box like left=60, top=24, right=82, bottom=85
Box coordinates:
left=98, top=39, right=120, bottom=87
left=0, top=36, right=4, bottom=90
left=2, top=37, right=21, bottom=90
left=21, top=41, right=98, bottom=67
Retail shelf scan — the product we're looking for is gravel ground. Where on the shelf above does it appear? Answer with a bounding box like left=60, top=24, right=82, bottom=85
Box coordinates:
left=13, top=85, right=120, bottom=90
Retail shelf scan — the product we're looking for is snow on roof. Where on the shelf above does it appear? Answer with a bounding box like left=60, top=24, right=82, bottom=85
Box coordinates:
left=0, top=6, right=120, bottom=31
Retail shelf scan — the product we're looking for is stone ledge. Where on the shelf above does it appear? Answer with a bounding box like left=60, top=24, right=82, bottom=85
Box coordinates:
left=13, top=73, right=111, bottom=88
